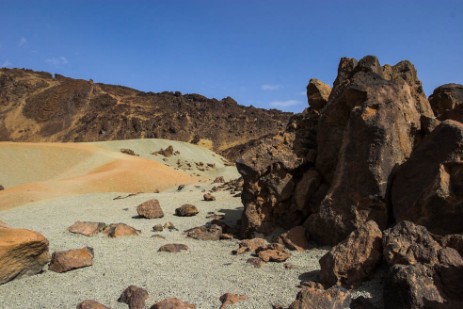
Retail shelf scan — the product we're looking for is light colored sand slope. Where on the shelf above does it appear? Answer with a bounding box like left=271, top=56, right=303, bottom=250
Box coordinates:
left=0, top=139, right=239, bottom=210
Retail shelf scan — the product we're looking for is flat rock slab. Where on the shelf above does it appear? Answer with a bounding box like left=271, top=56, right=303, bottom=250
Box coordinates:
left=0, top=226, right=50, bottom=285
left=219, top=293, right=248, bottom=309
left=103, top=223, right=140, bottom=238
left=48, top=247, right=94, bottom=273
left=150, top=297, right=196, bottom=309
left=186, top=224, right=222, bottom=241
left=76, top=300, right=110, bottom=309
left=158, top=244, right=189, bottom=253
left=68, top=221, right=106, bottom=237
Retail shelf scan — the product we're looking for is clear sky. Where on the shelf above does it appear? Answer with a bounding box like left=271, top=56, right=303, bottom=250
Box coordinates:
left=1, top=0, right=462, bottom=112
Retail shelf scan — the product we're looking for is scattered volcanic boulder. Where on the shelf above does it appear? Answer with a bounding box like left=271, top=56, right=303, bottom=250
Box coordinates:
left=150, top=298, right=196, bottom=309
left=76, top=300, right=110, bottom=309
left=48, top=247, right=94, bottom=273
left=319, top=220, right=383, bottom=288
left=68, top=221, right=106, bottom=237
left=288, top=286, right=351, bottom=309
left=441, top=234, right=463, bottom=257
left=175, top=204, right=199, bottom=217
left=0, top=226, right=50, bottom=285
left=186, top=224, right=222, bottom=241
left=256, top=243, right=291, bottom=263
left=203, top=193, right=216, bottom=201
left=429, top=83, right=463, bottom=120
left=307, top=56, right=434, bottom=245
left=235, top=238, right=268, bottom=255
left=118, top=285, right=149, bottom=309
left=158, top=244, right=189, bottom=253
left=276, top=226, right=310, bottom=252
left=307, top=78, right=331, bottom=111
left=137, top=199, right=164, bottom=219
left=103, top=223, right=141, bottom=238
left=219, top=293, right=248, bottom=309
left=153, top=145, right=175, bottom=157
left=391, top=120, right=463, bottom=235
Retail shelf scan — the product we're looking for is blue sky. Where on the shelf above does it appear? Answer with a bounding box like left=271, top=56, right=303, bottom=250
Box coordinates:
left=1, top=0, right=462, bottom=112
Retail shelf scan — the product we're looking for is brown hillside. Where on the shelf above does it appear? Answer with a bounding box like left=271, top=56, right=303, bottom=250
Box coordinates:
left=0, top=68, right=291, bottom=159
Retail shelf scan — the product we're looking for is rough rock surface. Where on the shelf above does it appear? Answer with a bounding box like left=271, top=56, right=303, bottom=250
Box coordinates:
left=150, top=298, right=196, bottom=309
left=203, top=193, right=216, bottom=201
left=103, top=223, right=141, bottom=238
left=175, top=204, right=199, bottom=217
left=288, top=286, right=351, bottom=309
left=68, top=221, right=106, bottom=237
left=186, top=224, right=222, bottom=241
left=219, top=293, right=248, bottom=309
left=118, top=285, right=149, bottom=309
left=307, top=78, right=331, bottom=111
left=277, top=226, right=310, bottom=252
left=319, top=221, right=383, bottom=288
left=307, top=56, right=434, bottom=245
left=158, top=244, right=189, bottom=253
left=391, top=120, right=463, bottom=235
left=137, top=199, right=164, bottom=219
left=76, top=300, right=110, bottom=309
left=48, top=247, right=94, bottom=273
left=429, top=83, right=463, bottom=121
left=0, top=226, right=50, bottom=285
left=256, top=243, right=291, bottom=263
left=235, top=238, right=268, bottom=255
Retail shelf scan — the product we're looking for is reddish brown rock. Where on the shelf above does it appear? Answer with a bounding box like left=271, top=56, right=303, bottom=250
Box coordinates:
left=288, top=286, right=351, bottom=309
left=150, top=298, right=196, bottom=309
left=203, top=193, right=216, bottom=201
left=256, top=243, right=291, bottom=263
left=307, top=78, right=331, bottom=111
left=0, top=185, right=4, bottom=190
left=76, top=300, right=110, bottom=309
left=307, top=56, right=433, bottom=245
left=391, top=120, right=463, bottom=235
left=48, top=247, right=94, bottom=273
left=319, top=221, right=383, bottom=288
left=235, top=238, right=268, bottom=255
left=246, top=257, right=264, bottom=268
left=0, top=226, right=50, bottom=285
left=186, top=224, right=222, bottom=241
left=277, top=226, right=310, bottom=252
left=158, top=244, right=189, bottom=253
left=137, top=199, right=164, bottom=219
left=383, top=221, right=441, bottom=266
left=68, top=221, right=106, bottom=237
left=219, top=293, right=248, bottom=309
left=103, top=223, right=141, bottom=238
left=175, top=204, right=199, bottom=217
left=118, top=285, right=149, bottom=309
left=429, top=83, right=463, bottom=120
left=152, top=224, right=164, bottom=232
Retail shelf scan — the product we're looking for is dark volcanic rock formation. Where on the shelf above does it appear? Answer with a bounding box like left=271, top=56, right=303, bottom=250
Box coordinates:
left=0, top=68, right=291, bottom=160
left=429, top=83, right=463, bottom=121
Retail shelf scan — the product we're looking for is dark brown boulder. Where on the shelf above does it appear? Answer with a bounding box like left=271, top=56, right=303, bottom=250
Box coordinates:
left=203, top=193, right=216, bottom=201
left=391, top=120, right=463, bottom=235
left=307, top=56, right=433, bottom=245
left=76, top=300, right=110, bottom=309
left=276, top=226, right=310, bottom=252
left=319, top=220, right=383, bottom=288
left=307, top=78, right=331, bottom=111
left=429, top=83, right=463, bottom=120
left=383, top=221, right=441, bottom=266
left=137, top=199, right=164, bottom=219
left=0, top=226, right=50, bottom=285
left=0, top=185, right=4, bottom=190
left=118, top=285, right=149, bottom=309
left=150, top=298, right=196, bottom=309
left=186, top=224, right=222, bottom=241
left=175, top=204, right=199, bottom=217
left=48, top=247, right=94, bottom=273
left=256, top=243, right=291, bottom=263
left=158, top=244, right=189, bottom=253
left=68, top=221, right=106, bottom=237
left=235, top=238, right=268, bottom=255
left=441, top=234, right=463, bottom=257
left=288, top=286, right=351, bottom=309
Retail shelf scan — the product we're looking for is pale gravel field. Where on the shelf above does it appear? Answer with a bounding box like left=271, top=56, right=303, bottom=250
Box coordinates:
left=0, top=185, right=331, bottom=309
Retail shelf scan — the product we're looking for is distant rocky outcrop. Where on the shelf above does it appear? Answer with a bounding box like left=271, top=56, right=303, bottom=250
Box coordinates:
left=0, top=68, right=291, bottom=160
left=429, top=83, right=463, bottom=121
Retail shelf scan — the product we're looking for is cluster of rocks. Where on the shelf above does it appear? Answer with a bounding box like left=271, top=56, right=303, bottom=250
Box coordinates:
left=236, top=56, right=463, bottom=307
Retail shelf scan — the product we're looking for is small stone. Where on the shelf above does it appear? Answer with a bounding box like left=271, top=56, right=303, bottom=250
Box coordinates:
left=163, top=222, right=177, bottom=231
left=220, top=233, right=234, bottom=240
left=212, top=176, right=225, bottom=184
left=203, top=193, right=216, bottom=201
left=186, top=224, right=222, bottom=241
left=48, top=247, right=94, bottom=273
left=256, top=244, right=291, bottom=263
left=219, top=293, right=248, bottom=309
left=76, top=300, right=110, bottom=309
left=150, top=298, right=196, bottom=309
left=136, top=199, right=164, bottom=219
left=118, top=285, right=149, bottom=309
left=158, top=244, right=189, bottom=253
left=246, top=258, right=264, bottom=268
left=103, top=223, right=140, bottom=238
left=68, top=221, right=106, bottom=237
left=152, top=224, right=164, bottom=232
left=235, top=238, right=268, bottom=255
left=284, top=263, right=296, bottom=270
left=175, top=204, right=199, bottom=217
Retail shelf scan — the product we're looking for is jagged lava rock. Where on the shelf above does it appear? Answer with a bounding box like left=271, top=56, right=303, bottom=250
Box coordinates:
left=429, top=83, right=463, bottom=121
left=307, top=78, right=331, bottom=111
left=277, top=226, right=310, bottom=252
left=256, top=243, right=291, bottom=262
left=391, top=120, right=463, bottom=235
left=319, top=220, right=382, bottom=288
left=235, top=238, right=268, bottom=255
left=68, top=221, right=106, bottom=237
left=118, top=285, right=149, bottom=309
left=137, top=199, right=164, bottom=219
left=150, top=298, right=196, bottom=309
left=0, top=226, right=50, bottom=285
left=186, top=224, right=222, bottom=241
left=307, top=56, right=434, bottom=245
left=288, top=286, right=351, bottom=309
left=48, top=247, right=94, bottom=273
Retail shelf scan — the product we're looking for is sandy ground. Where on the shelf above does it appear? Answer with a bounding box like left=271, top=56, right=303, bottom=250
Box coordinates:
left=0, top=139, right=383, bottom=308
